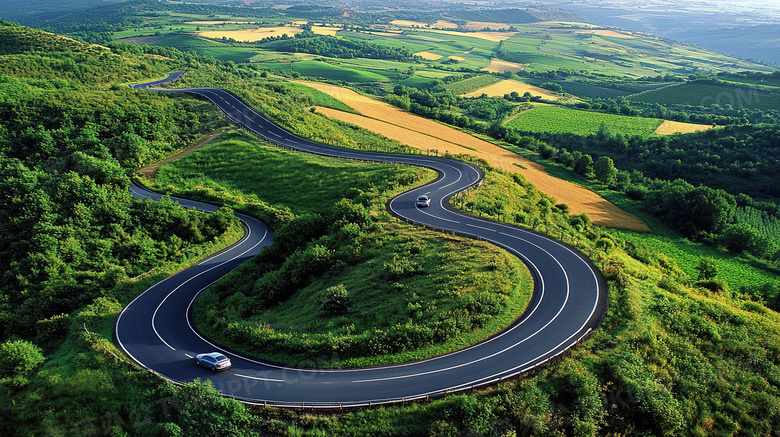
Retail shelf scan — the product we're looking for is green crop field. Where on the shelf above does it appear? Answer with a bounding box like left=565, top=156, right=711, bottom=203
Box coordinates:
left=506, top=103, right=664, bottom=136
left=629, top=82, right=780, bottom=110
left=261, top=60, right=393, bottom=83
left=118, top=34, right=262, bottom=62
left=340, top=32, right=432, bottom=54
left=443, top=74, right=503, bottom=95
left=538, top=80, right=631, bottom=99
left=613, top=230, right=779, bottom=292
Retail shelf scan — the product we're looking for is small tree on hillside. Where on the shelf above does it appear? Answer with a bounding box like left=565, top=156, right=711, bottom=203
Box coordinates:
left=696, top=257, right=718, bottom=280
left=594, top=156, right=617, bottom=185
left=322, top=284, right=351, bottom=315
left=574, top=153, right=594, bottom=176
left=0, top=340, right=45, bottom=386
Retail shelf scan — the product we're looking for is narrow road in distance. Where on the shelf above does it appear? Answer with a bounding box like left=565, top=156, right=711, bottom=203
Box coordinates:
left=115, top=73, right=609, bottom=408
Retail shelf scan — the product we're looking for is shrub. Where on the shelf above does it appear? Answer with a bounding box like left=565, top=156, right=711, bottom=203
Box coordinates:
left=321, top=284, right=351, bottom=315
left=384, top=257, right=419, bottom=280
left=0, top=339, right=45, bottom=383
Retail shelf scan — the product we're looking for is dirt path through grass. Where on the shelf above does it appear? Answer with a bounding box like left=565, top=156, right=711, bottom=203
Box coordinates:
left=137, top=130, right=225, bottom=179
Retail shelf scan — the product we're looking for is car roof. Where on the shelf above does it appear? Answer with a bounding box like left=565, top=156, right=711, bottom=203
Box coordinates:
left=203, top=352, right=228, bottom=360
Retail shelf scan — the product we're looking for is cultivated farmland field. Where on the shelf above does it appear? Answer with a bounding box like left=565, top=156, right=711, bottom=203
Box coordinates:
left=629, top=82, right=780, bottom=110
left=483, top=59, right=527, bottom=73
left=424, top=28, right=516, bottom=42
left=442, top=75, right=503, bottom=95
left=262, top=60, right=392, bottom=83
left=297, top=81, right=650, bottom=232
left=415, top=51, right=442, bottom=60
left=507, top=104, right=664, bottom=136
left=655, top=120, right=714, bottom=135
left=198, top=24, right=341, bottom=42
left=463, top=79, right=566, bottom=101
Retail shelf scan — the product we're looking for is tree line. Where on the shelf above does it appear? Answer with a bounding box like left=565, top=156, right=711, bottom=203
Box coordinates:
left=262, top=34, right=420, bottom=62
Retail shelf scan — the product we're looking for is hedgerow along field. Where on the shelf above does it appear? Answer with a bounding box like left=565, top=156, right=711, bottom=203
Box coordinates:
left=151, top=131, right=535, bottom=367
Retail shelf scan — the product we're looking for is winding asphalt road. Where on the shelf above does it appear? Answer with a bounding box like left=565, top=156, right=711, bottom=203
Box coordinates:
left=115, top=72, right=608, bottom=408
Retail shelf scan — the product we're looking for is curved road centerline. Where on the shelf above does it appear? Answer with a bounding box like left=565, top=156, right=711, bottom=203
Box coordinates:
left=116, top=73, right=608, bottom=408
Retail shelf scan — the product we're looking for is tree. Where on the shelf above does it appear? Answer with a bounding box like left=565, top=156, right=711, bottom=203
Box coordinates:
left=594, top=156, right=617, bottom=185
left=574, top=153, right=593, bottom=176
left=719, top=223, right=767, bottom=256
left=695, top=257, right=718, bottom=280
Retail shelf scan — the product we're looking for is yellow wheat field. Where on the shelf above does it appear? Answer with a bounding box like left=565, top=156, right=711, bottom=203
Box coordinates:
left=298, top=81, right=649, bottom=232
left=424, top=29, right=516, bottom=42
left=655, top=120, right=714, bottom=135
left=449, top=56, right=465, bottom=61
left=463, top=21, right=512, bottom=30
left=573, top=29, right=636, bottom=39
left=415, top=51, right=443, bottom=60
left=463, top=80, right=563, bottom=100
left=483, top=59, right=526, bottom=73
left=197, top=25, right=340, bottom=42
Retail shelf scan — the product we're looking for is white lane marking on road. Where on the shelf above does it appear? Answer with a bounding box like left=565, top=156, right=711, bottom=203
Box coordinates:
left=185, top=354, right=193, bottom=359
left=465, top=223, right=496, bottom=232
left=150, top=218, right=262, bottom=351
left=235, top=374, right=285, bottom=383
left=415, top=206, right=461, bottom=223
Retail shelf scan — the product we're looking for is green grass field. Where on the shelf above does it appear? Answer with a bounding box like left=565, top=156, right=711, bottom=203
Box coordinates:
left=506, top=103, right=663, bottom=136
left=443, top=74, right=503, bottom=94
left=629, top=82, right=780, bottom=110
left=154, top=132, right=412, bottom=214
left=614, top=230, right=780, bottom=292
left=261, top=60, right=393, bottom=83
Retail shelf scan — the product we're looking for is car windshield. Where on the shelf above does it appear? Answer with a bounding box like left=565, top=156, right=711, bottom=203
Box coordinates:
left=214, top=354, right=228, bottom=361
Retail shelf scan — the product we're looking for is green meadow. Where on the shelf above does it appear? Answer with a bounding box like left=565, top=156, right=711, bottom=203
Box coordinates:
left=629, top=82, right=780, bottom=110
left=506, top=103, right=664, bottom=136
